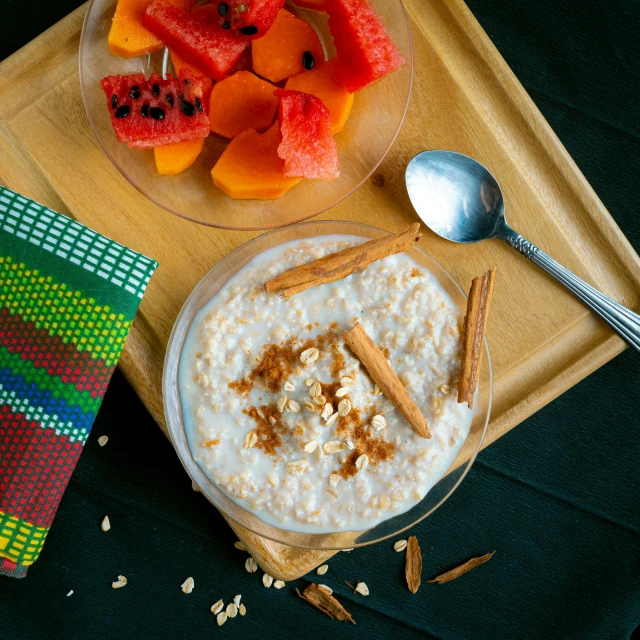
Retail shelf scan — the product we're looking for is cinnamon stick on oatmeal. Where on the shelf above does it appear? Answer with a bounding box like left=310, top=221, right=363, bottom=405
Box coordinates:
left=343, top=323, right=430, bottom=439
left=457, top=267, right=497, bottom=408
left=265, top=223, right=422, bottom=297
left=296, top=584, right=356, bottom=624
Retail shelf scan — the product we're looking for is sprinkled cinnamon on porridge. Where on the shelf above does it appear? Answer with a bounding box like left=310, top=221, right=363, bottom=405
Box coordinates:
left=179, top=235, right=474, bottom=533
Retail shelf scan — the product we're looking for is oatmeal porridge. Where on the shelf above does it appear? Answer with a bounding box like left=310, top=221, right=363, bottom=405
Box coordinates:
left=179, top=235, right=474, bottom=533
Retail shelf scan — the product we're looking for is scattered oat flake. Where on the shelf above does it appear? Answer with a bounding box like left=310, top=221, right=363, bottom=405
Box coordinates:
left=300, top=347, right=319, bottom=364
left=288, top=399, right=301, bottom=413
left=318, top=584, right=333, bottom=594
left=262, top=573, right=274, bottom=588
left=320, top=402, right=333, bottom=420
left=338, top=399, right=351, bottom=416
left=310, top=381, right=322, bottom=398
left=217, top=612, right=227, bottom=626
left=373, top=384, right=383, bottom=396
left=284, top=381, right=295, bottom=391
left=355, top=581, right=369, bottom=596
left=394, top=539, right=408, bottom=552
left=317, top=564, right=328, bottom=575
left=304, top=400, right=315, bottom=412
left=269, top=415, right=277, bottom=425
left=101, top=515, right=110, bottom=532
left=277, top=395, right=288, bottom=412
left=234, top=594, right=242, bottom=607
left=305, top=378, right=315, bottom=386
left=234, top=541, right=246, bottom=551
left=371, top=415, right=387, bottom=430
left=98, top=435, right=108, bottom=447
left=244, top=431, right=258, bottom=448
left=405, top=536, right=422, bottom=594
left=329, top=472, right=341, bottom=487
left=304, top=440, right=318, bottom=453
left=226, top=602, right=238, bottom=618
left=335, top=386, right=350, bottom=398
left=239, top=603, right=247, bottom=616
left=323, top=440, right=342, bottom=455
left=343, top=440, right=354, bottom=450
left=111, top=575, right=127, bottom=589
left=181, top=577, right=194, bottom=594
left=355, top=454, right=369, bottom=471
left=286, top=459, right=308, bottom=474
left=245, top=557, right=258, bottom=573
left=427, top=551, right=496, bottom=584
left=211, top=599, right=224, bottom=615
left=340, top=376, right=355, bottom=386
left=274, top=580, right=285, bottom=589
left=66, top=590, right=74, bottom=597
left=325, top=412, right=339, bottom=427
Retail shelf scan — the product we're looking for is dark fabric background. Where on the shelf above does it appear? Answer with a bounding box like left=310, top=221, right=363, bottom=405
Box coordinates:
left=1, top=1, right=639, bottom=638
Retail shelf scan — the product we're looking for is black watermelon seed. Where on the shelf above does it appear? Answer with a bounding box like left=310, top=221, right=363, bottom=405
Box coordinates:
left=115, top=105, right=130, bottom=118
left=111, top=94, right=118, bottom=109
left=141, top=104, right=150, bottom=117
left=129, top=85, right=141, bottom=99
left=221, top=20, right=231, bottom=29
left=180, top=99, right=196, bottom=116
left=302, top=51, right=314, bottom=70
left=183, top=78, right=191, bottom=85
left=166, top=94, right=174, bottom=106
left=151, top=83, right=160, bottom=97
left=240, top=25, right=258, bottom=35
left=150, top=107, right=165, bottom=120
left=195, top=97, right=203, bottom=112
left=218, top=2, right=228, bottom=16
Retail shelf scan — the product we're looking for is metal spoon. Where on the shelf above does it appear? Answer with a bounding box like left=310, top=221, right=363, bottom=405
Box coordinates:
left=405, top=150, right=640, bottom=352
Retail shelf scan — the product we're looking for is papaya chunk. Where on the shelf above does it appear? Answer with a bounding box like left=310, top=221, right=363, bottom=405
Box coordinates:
left=209, top=71, right=278, bottom=139
left=108, top=0, right=193, bottom=58
left=252, top=9, right=324, bottom=83
left=275, top=89, right=338, bottom=179
left=284, top=57, right=353, bottom=135
left=211, top=124, right=301, bottom=199
left=154, top=138, right=206, bottom=174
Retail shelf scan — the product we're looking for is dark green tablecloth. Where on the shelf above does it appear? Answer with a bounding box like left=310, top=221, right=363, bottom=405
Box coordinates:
left=1, top=1, right=639, bottom=638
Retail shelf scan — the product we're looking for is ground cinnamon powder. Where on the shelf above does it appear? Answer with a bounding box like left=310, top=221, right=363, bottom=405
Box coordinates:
left=243, top=404, right=282, bottom=456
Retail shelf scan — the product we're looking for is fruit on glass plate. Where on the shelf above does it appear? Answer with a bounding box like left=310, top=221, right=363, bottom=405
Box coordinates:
left=325, top=0, right=406, bottom=92
left=208, top=71, right=279, bottom=139
left=284, top=57, right=353, bottom=135
left=101, top=69, right=210, bottom=149
left=275, top=89, right=338, bottom=179
left=143, top=1, right=249, bottom=80
left=154, top=138, right=206, bottom=174
left=108, top=0, right=194, bottom=58
left=211, top=123, right=301, bottom=199
left=252, top=9, right=324, bottom=83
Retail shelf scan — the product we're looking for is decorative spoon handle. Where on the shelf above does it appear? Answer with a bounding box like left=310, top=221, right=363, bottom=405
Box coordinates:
left=500, top=228, right=640, bottom=352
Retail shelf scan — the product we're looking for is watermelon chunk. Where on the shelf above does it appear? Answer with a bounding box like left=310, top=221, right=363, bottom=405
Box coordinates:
left=142, top=1, right=249, bottom=80
left=215, top=0, right=286, bottom=39
left=325, top=0, right=406, bottom=92
left=100, top=70, right=211, bottom=149
left=275, top=89, right=338, bottom=179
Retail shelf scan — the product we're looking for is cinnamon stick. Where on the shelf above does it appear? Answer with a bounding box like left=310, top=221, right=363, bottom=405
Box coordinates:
left=342, top=323, right=430, bottom=439
left=296, top=584, right=356, bottom=624
left=265, top=223, right=422, bottom=297
left=457, top=267, right=497, bottom=408
left=427, top=551, right=495, bottom=584
left=405, top=536, right=423, bottom=594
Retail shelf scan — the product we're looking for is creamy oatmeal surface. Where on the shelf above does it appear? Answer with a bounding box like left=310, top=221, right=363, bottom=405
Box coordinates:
left=179, top=235, right=474, bottom=533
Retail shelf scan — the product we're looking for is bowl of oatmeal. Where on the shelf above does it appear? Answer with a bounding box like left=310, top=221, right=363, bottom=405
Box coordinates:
left=164, top=221, right=492, bottom=549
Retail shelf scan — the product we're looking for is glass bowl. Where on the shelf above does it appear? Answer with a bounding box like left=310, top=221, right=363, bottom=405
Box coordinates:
left=163, top=221, right=492, bottom=549
left=79, top=0, right=413, bottom=230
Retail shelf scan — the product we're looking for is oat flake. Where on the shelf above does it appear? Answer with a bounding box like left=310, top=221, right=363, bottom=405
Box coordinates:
left=317, top=564, right=328, bottom=575
left=211, top=599, right=224, bottom=615
left=181, top=577, right=194, bottom=594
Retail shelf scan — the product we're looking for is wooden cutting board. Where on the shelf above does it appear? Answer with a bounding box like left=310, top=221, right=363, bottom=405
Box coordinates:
left=0, top=1, right=638, bottom=581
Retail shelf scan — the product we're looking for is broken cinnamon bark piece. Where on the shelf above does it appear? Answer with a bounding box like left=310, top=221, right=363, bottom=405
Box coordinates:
left=405, top=535, right=422, bottom=594
left=296, top=583, right=356, bottom=624
left=457, top=267, right=497, bottom=408
left=265, top=223, right=422, bottom=297
left=427, top=551, right=495, bottom=584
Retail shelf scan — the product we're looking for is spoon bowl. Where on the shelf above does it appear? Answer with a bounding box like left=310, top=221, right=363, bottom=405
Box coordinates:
left=405, top=150, right=640, bottom=352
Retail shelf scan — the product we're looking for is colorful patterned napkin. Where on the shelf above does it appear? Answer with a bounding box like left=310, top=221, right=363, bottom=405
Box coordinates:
left=0, top=186, right=158, bottom=578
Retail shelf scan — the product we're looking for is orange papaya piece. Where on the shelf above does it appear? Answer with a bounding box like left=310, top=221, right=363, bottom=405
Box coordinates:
left=251, top=9, right=324, bottom=83
left=108, top=0, right=193, bottom=58
left=291, top=0, right=326, bottom=11
left=154, top=138, right=206, bottom=175
left=284, top=57, right=353, bottom=135
left=209, top=71, right=278, bottom=139
left=211, top=124, right=301, bottom=199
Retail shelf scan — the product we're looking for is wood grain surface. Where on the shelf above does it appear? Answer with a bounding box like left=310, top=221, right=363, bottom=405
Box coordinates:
left=0, top=1, right=638, bottom=581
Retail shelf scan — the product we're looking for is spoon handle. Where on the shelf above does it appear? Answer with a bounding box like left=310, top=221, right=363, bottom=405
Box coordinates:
left=501, top=231, right=640, bottom=352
